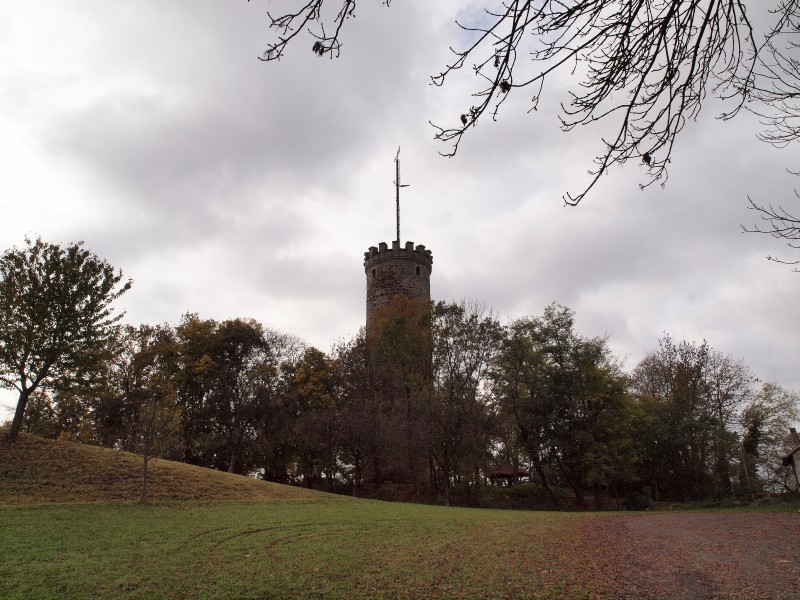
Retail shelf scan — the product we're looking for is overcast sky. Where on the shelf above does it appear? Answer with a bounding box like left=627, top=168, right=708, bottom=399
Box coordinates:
left=2, top=1, right=799, bottom=418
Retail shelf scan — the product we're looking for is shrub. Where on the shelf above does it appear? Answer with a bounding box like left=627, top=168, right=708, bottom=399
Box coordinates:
left=624, top=487, right=651, bottom=511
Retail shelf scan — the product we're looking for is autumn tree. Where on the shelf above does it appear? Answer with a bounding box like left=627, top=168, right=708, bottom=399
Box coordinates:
left=494, top=304, right=631, bottom=508
left=17, top=389, right=60, bottom=439
left=0, top=237, right=131, bottom=441
left=631, top=335, right=757, bottom=500
left=330, top=330, right=375, bottom=495
left=493, top=310, right=554, bottom=498
left=706, top=351, right=757, bottom=494
left=285, top=347, right=340, bottom=487
left=739, top=382, right=800, bottom=492
left=172, top=314, right=220, bottom=466
left=165, top=316, right=303, bottom=476
left=632, top=336, right=714, bottom=500
left=204, top=319, right=300, bottom=475
left=115, top=325, right=181, bottom=502
left=430, top=300, right=503, bottom=505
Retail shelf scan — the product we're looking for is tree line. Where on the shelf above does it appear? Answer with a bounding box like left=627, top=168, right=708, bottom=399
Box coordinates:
left=11, top=302, right=800, bottom=507
left=2, top=238, right=798, bottom=507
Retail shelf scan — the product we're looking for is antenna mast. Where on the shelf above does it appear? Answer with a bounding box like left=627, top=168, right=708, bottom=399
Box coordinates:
left=394, top=147, right=409, bottom=244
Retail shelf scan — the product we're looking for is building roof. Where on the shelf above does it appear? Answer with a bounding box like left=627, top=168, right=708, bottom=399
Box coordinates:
left=489, top=463, right=531, bottom=478
left=782, top=444, right=800, bottom=467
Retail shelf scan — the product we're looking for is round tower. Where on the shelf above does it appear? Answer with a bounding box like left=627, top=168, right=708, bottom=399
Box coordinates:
left=364, top=240, right=433, bottom=334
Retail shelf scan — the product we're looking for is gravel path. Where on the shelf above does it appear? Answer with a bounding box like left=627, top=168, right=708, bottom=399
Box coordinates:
left=575, top=512, right=800, bottom=599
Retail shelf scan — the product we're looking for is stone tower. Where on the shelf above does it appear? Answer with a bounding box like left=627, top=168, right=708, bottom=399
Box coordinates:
left=364, top=240, right=433, bottom=334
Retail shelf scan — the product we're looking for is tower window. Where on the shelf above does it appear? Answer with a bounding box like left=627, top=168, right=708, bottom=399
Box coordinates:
left=416, top=266, right=420, bottom=276
left=372, top=268, right=376, bottom=279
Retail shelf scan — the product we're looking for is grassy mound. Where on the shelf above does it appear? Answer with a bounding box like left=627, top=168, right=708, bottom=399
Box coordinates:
left=1, top=431, right=594, bottom=599
left=0, top=431, right=321, bottom=505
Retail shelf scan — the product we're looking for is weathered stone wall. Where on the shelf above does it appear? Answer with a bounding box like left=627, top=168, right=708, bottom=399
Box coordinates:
left=364, top=240, right=433, bottom=332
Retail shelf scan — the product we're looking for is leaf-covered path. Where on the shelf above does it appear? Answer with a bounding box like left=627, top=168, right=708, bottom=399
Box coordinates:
left=573, top=512, right=800, bottom=599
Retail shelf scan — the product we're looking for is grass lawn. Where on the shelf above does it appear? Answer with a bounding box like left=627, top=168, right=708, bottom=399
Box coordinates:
left=0, top=499, right=596, bottom=599
left=0, top=433, right=598, bottom=599
left=4, top=433, right=797, bottom=599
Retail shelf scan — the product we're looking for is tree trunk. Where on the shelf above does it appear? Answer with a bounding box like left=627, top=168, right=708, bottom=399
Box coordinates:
left=593, top=482, right=604, bottom=510
left=374, top=453, right=383, bottom=486
left=352, top=465, right=361, bottom=498
left=141, top=443, right=150, bottom=505
left=228, top=450, right=238, bottom=474
left=510, top=456, right=519, bottom=487
left=443, top=448, right=451, bottom=507
left=573, top=485, right=586, bottom=509
left=531, top=457, right=556, bottom=505
left=6, top=389, right=32, bottom=441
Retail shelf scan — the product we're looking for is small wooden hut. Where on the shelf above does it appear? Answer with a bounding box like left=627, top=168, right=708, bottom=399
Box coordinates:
left=488, top=463, right=530, bottom=486
left=782, top=428, right=800, bottom=490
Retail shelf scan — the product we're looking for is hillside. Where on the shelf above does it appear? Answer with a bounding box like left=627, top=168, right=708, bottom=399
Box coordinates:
left=3, top=434, right=800, bottom=598
left=0, top=431, right=322, bottom=504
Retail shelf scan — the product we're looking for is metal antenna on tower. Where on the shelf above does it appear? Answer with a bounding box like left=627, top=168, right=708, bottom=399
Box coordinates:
left=395, top=147, right=409, bottom=244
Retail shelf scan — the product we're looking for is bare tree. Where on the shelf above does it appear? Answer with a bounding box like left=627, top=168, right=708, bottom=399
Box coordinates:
left=429, top=0, right=762, bottom=205
left=742, top=195, right=800, bottom=269
left=740, top=1, right=800, bottom=267
left=256, top=1, right=779, bottom=204
left=256, top=0, right=391, bottom=61
left=749, top=0, right=800, bottom=149
left=255, top=0, right=800, bottom=267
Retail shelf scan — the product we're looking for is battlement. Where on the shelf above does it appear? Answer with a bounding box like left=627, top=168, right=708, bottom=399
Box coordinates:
left=364, top=240, right=433, bottom=334
left=363, top=240, right=433, bottom=269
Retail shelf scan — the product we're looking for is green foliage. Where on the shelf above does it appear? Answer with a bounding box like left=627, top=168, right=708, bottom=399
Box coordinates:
left=329, top=330, right=374, bottom=493
left=494, top=303, right=633, bottom=508
left=168, top=315, right=303, bottom=476
left=286, top=346, right=340, bottom=484
left=0, top=237, right=131, bottom=441
left=623, top=487, right=652, bottom=511
left=430, top=300, right=504, bottom=505
left=629, top=335, right=780, bottom=501
left=739, top=383, right=800, bottom=493
left=4, top=249, right=795, bottom=510
left=473, top=482, right=572, bottom=510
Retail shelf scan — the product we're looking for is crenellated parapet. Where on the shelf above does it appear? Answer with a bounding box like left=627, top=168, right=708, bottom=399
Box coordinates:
left=364, top=240, right=433, bottom=334
left=363, top=240, right=433, bottom=270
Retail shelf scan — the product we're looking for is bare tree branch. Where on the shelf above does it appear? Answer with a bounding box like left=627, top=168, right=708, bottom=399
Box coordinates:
left=742, top=194, right=800, bottom=270
left=257, top=0, right=800, bottom=263
left=256, top=0, right=391, bottom=62
left=429, top=0, right=757, bottom=205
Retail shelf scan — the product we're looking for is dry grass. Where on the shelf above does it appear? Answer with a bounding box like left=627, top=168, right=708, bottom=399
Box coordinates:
left=0, top=431, right=321, bottom=505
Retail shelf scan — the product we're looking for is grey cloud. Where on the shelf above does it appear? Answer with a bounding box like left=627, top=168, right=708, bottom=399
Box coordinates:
left=3, top=0, right=799, bottom=400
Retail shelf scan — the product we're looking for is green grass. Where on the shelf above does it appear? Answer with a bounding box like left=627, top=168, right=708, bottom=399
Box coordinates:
left=0, top=433, right=600, bottom=598
left=0, top=499, right=597, bottom=599
left=4, top=433, right=796, bottom=598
